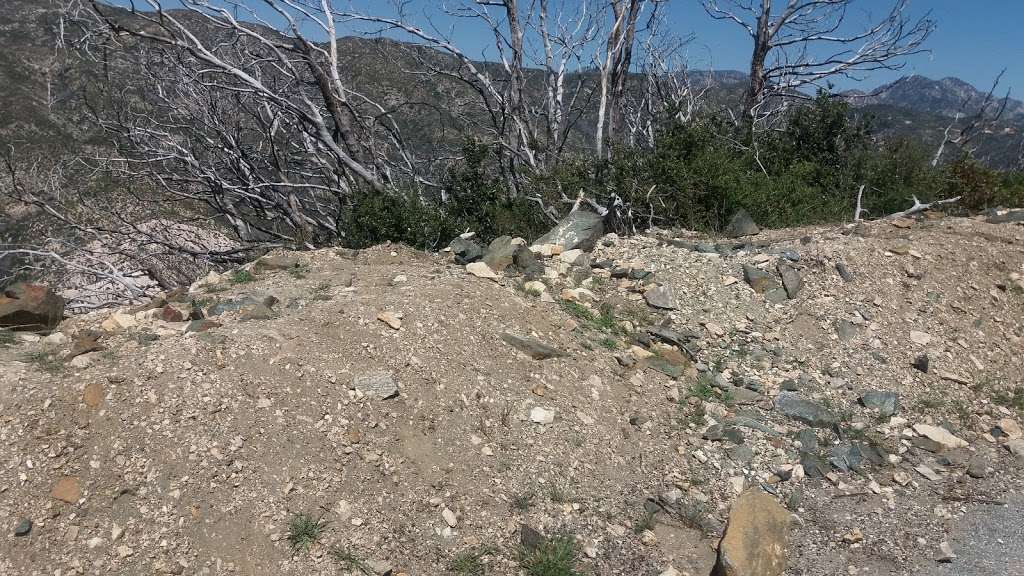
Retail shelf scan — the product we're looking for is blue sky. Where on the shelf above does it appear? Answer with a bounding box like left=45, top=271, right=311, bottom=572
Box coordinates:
left=123, top=0, right=1023, bottom=96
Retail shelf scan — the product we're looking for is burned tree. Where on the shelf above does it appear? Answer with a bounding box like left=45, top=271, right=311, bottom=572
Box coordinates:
left=703, top=0, right=934, bottom=126
left=62, top=0, right=422, bottom=247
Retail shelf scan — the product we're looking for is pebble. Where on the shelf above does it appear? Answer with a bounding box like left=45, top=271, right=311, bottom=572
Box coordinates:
left=14, top=518, right=32, bottom=537
left=441, top=508, right=458, bottom=528
left=529, top=407, right=555, bottom=424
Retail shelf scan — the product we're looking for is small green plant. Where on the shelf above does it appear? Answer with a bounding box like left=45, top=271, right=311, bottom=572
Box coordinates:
left=511, top=491, right=535, bottom=511
left=0, top=329, right=16, bottom=347
left=331, top=546, right=370, bottom=574
left=688, top=375, right=716, bottom=401
left=520, top=535, right=581, bottom=576
left=287, top=512, right=327, bottom=554
left=230, top=269, right=255, bottom=284
left=597, top=337, right=618, bottom=350
left=449, top=547, right=493, bottom=575
left=677, top=400, right=706, bottom=429
left=560, top=300, right=595, bottom=322
left=632, top=511, right=656, bottom=534
left=22, top=350, right=63, bottom=374
left=994, top=385, right=1024, bottom=412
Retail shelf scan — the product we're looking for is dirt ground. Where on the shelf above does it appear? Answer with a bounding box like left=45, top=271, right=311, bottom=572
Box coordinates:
left=2, top=214, right=1023, bottom=576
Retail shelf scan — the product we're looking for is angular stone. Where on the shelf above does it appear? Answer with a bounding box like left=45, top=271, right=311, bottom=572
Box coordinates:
left=83, top=382, right=103, bottom=408
left=500, top=333, right=566, bottom=360
left=186, top=319, right=221, bottom=333
left=529, top=407, right=555, bottom=425
left=800, top=452, right=830, bottom=478
left=449, top=237, right=484, bottom=265
left=644, top=356, right=684, bottom=379
left=743, top=265, right=779, bottom=294
left=51, top=477, right=81, bottom=504
left=533, top=210, right=604, bottom=252
left=513, top=246, right=544, bottom=280
left=252, top=253, right=300, bottom=273
left=796, top=429, right=818, bottom=452
left=829, top=443, right=864, bottom=473
left=911, top=353, right=930, bottom=373
left=377, top=311, right=402, bottom=330
left=520, top=524, right=546, bottom=551
left=714, top=489, right=788, bottom=576
left=859, top=390, right=900, bottom=417
left=644, top=285, right=678, bottom=310
left=466, top=262, right=500, bottom=279
left=774, top=392, right=838, bottom=428
left=835, top=262, right=854, bottom=283
left=483, top=236, right=518, bottom=272
left=764, top=288, right=788, bottom=304
left=836, top=320, right=859, bottom=342
left=353, top=373, right=399, bottom=399
left=0, top=283, right=65, bottom=333
left=14, top=518, right=32, bottom=537
left=777, top=265, right=802, bottom=299
left=913, top=424, right=968, bottom=450
left=724, top=209, right=761, bottom=238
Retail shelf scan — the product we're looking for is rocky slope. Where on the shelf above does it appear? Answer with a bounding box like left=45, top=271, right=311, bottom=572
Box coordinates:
left=1, top=211, right=1023, bottom=576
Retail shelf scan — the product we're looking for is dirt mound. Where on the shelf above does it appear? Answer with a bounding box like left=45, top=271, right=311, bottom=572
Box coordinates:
left=2, top=215, right=1023, bottom=575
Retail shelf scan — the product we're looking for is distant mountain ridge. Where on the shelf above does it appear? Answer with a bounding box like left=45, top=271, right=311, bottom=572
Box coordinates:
left=843, top=74, right=1024, bottom=121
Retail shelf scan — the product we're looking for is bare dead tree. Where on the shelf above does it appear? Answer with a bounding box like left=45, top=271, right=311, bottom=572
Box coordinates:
left=932, top=69, right=1011, bottom=167
left=60, top=0, right=431, bottom=249
left=703, top=0, right=934, bottom=127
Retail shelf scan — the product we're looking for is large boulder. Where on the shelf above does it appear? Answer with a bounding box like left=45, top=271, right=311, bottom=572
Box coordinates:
left=0, top=283, right=65, bottom=333
left=724, top=209, right=760, bottom=238
left=714, top=489, right=789, bottom=576
left=533, top=210, right=604, bottom=252
left=483, top=236, right=520, bottom=272
left=449, top=237, right=484, bottom=265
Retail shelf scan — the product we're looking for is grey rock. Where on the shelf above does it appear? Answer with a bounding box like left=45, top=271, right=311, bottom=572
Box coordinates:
left=513, top=247, right=544, bottom=280
left=240, top=303, right=275, bottom=322
left=860, top=390, right=900, bottom=417
left=774, top=391, right=838, bottom=428
left=912, top=353, right=930, bottom=373
left=796, top=429, right=819, bottom=452
left=724, top=416, right=780, bottom=436
left=829, top=443, right=864, bottom=473
left=777, top=265, right=802, bottom=299
left=725, top=385, right=764, bottom=405
left=520, top=524, right=546, bottom=551
left=704, top=425, right=744, bottom=444
left=985, top=209, right=1024, bottom=224
left=646, top=325, right=699, bottom=349
left=645, top=356, right=685, bottom=379
left=728, top=445, right=755, bottom=465
left=483, top=236, right=518, bottom=272
left=779, top=250, right=801, bottom=262
left=780, top=379, right=799, bottom=392
left=500, top=333, right=567, bottom=360
left=764, top=288, right=789, bottom=304
left=742, top=265, right=779, bottom=294
left=836, top=319, right=859, bottom=341
left=966, top=454, right=990, bottom=479
left=449, top=237, right=484, bottom=265
left=14, top=518, right=32, bottom=537
left=835, top=261, right=854, bottom=283
left=800, top=452, right=830, bottom=478
left=353, top=372, right=399, bottom=399
left=724, top=209, right=761, bottom=238
left=696, top=242, right=718, bottom=254
left=534, top=210, right=604, bottom=252
left=644, top=285, right=679, bottom=310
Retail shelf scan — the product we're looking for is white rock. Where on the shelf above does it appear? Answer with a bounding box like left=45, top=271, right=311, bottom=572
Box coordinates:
left=559, top=249, right=585, bottom=264
left=466, top=262, right=499, bottom=279
left=530, top=407, right=555, bottom=425
left=913, top=424, right=968, bottom=449
left=111, top=524, right=124, bottom=542
left=909, top=330, right=932, bottom=346
left=441, top=508, right=458, bottom=528
left=915, top=465, right=941, bottom=482
left=43, top=332, right=68, bottom=346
